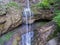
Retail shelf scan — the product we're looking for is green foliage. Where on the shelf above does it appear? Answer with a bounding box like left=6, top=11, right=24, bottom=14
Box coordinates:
left=53, top=9, right=60, bottom=27
left=52, top=0, right=60, bottom=38
left=6, top=2, right=19, bottom=9
left=36, top=0, right=55, bottom=9
left=0, top=32, right=13, bottom=45
left=48, top=10, right=60, bottom=40
left=55, top=1, right=60, bottom=11
left=36, top=0, right=50, bottom=9
left=48, top=0, right=56, bottom=4
left=53, top=13, right=60, bottom=26
left=53, top=0, right=60, bottom=27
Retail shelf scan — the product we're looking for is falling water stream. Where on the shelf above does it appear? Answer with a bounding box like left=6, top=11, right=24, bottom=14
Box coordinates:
left=22, top=0, right=34, bottom=45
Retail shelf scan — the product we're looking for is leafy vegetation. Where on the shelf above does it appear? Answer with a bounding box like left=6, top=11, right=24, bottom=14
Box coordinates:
left=36, top=0, right=55, bottom=9
left=48, top=10, right=60, bottom=40
left=52, top=0, right=60, bottom=39
left=0, top=31, right=14, bottom=45
left=53, top=12, right=60, bottom=26
left=48, top=0, right=60, bottom=40
left=6, top=2, right=20, bottom=9
left=53, top=0, right=60, bottom=27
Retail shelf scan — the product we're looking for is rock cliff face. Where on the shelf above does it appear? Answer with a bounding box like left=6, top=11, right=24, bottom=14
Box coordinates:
left=32, top=21, right=57, bottom=45
left=3, top=21, right=57, bottom=45
left=0, top=0, right=57, bottom=45
left=16, top=0, right=54, bottom=21
left=0, top=2, right=22, bottom=35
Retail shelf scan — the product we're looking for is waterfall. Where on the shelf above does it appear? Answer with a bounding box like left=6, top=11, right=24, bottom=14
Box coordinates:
left=26, top=0, right=30, bottom=8
left=22, top=0, right=34, bottom=45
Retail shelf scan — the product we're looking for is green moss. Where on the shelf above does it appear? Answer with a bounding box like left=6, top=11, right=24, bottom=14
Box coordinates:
left=37, top=1, right=50, bottom=9
left=6, top=2, right=20, bottom=9
left=48, top=0, right=56, bottom=4
left=53, top=10, right=60, bottom=27
left=49, top=0, right=60, bottom=41
left=0, top=31, right=14, bottom=45
left=35, top=0, right=55, bottom=9
left=36, top=0, right=49, bottom=9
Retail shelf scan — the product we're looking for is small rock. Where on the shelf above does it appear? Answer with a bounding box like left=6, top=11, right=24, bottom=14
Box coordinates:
left=46, top=38, right=57, bottom=45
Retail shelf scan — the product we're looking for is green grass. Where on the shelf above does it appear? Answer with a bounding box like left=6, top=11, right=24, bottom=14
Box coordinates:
left=0, top=32, right=14, bottom=45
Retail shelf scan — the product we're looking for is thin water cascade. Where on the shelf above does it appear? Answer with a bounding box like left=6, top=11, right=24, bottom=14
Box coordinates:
left=22, top=0, right=34, bottom=45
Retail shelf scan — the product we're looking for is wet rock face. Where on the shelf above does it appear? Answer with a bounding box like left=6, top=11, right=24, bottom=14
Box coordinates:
left=32, top=21, right=57, bottom=45
left=0, top=4, right=22, bottom=35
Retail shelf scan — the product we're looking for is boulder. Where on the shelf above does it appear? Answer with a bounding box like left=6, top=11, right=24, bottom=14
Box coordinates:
left=32, top=21, right=57, bottom=45
left=46, top=38, right=57, bottom=45
left=0, top=3, right=22, bottom=35
left=46, top=36, right=60, bottom=45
